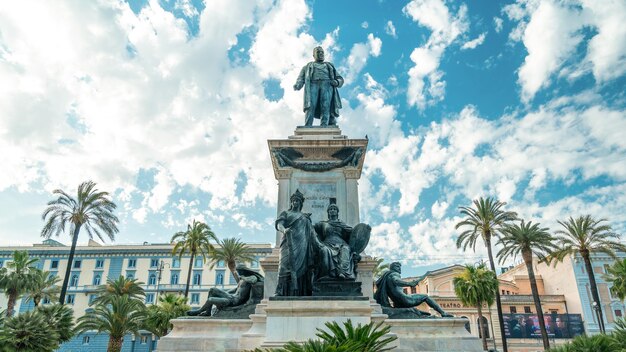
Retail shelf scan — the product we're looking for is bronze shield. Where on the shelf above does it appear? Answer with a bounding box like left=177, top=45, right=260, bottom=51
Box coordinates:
left=349, top=223, right=371, bottom=254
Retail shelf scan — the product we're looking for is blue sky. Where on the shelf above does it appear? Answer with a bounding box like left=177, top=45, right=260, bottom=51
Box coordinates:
left=0, top=0, right=625, bottom=276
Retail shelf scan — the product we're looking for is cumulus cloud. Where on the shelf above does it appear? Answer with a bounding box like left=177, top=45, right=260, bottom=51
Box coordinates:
left=505, top=0, right=626, bottom=101
left=403, top=0, right=468, bottom=109
left=342, top=33, right=382, bottom=85
left=461, top=32, right=486, bottom=50
left=0, top=0, right=342, bottom=239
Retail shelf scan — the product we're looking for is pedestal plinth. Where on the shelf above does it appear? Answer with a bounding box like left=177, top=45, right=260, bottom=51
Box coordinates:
left=384, top=318, right=484, bottom=352
left=261, top=297, right=378, bottom=348
left=157, top=318, right=251, bottom=352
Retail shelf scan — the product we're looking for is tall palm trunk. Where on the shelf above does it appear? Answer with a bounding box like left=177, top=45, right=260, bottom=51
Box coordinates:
left=228, top=260, right=239, bottom=282
left=485, top=235, right=508, bottom=352
left=523, top=250, right=549, bottom=349
left=59, top=224, right=81, bottom=304
left=6, top=290, right=17, bottom=317
left=581, top=249, right=605, bottom=333
left=184, top=250, right=195, bottom=298
left=108, top=336, right=123, bottom=352
left=477, top=302, right=488, bottom=351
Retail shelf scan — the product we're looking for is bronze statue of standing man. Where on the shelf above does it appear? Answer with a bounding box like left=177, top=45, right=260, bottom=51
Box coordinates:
left=294, top=47, right=344, bottom=127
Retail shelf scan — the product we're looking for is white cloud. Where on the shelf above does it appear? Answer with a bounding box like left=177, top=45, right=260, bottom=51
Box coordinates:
left=493, top=17, right=503, bottom=33
left=517, top=1, right=584, bottom=101
left=403, top=0, right=468, bottom=108
left=431, top=200, right=448, bottom=219
left=385, top=20, right=397, bottom=38
left=506, top=0, right=626, bottom=101
left=341, top=73, right=402, bottom=149
left=342, top=33, right=382, bottom=85
left=361, top=21, right=369, bottom=29
left=461, top=32, right=486, bottom=50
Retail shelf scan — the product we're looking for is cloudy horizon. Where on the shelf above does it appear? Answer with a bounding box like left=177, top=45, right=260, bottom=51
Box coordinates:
left=1, top=0, right=625, bottom=276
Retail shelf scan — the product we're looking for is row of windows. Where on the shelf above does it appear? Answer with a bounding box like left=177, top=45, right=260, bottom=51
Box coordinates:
left=44, top=257, right=260, bottom=270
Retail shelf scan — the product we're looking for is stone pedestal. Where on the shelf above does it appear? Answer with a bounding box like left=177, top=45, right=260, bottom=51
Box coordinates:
left=261, top=297, right=379, bottom=348
left=385, top=318, right=484, bottom=352
left=157, top=318, right=251, bottom=352
left=268, top=127, right=368, bottom=243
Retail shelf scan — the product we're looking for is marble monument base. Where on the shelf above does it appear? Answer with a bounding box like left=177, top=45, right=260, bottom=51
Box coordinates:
left=385, top=318, right=484, bottom=352
left=157, top=299, right=483, bottom=352
left=156, top=318, right=251, bottom=352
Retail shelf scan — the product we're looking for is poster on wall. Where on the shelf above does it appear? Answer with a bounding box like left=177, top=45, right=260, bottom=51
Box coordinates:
left=502, top=314, right=585, bottom=339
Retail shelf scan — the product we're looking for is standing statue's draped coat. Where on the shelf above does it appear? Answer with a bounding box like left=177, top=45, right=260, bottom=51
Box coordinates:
left=294, top=62, right=344, bottom=119
left=275, top=210, right=315, bottom=296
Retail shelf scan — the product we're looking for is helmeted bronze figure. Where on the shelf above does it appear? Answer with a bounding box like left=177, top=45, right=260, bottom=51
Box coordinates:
left=274, top=190, right=315, bottom=296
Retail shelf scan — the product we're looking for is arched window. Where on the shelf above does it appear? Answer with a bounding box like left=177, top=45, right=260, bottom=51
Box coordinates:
left=216, top=273, right=224, bottom=285
left=93, top=274, right=101, bottom=286
left=70, top=274, right=79, bottom=287
left=193, top=272, right=202, bottom=285
left=171, top=273, right=179, bottom=285
left=477, top=316, right=490, bottom=338
left=149, top=274, right=157, bottom=285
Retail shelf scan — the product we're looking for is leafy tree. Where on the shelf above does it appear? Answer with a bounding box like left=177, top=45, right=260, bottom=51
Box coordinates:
left=41, top=180, right=119, bottom=304
left=144, top=293, right=190, bottom=337
left=372, top=257, right=390, bottom=280
left=0, top=309, right=60, bottom=352
left=92, top=275, right=145, bottom=306
left=209, top=237, right=255, bottom=282
left=497, top=220, right=557, bottom=350
left=549, top=215, right=626, bottom=334
left=36, top=304, right=75, bottom=344
left=76, top=294, right=146, bottom=352
left=171, top=220, right=217, bottom=298
left=455, top=196, right=517, bottom=352
left=453, top=263, right=498, bottom=351
left=0, top=250, right=38, bottom=317
left=24, top=269, right=61, bottom=307
left=604, top=258, right=626, bottom=301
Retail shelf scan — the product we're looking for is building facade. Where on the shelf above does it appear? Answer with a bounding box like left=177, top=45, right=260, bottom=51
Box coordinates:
left=402, top=264, right=576, bottom=352
left=0, top=239, right=272, bottom=352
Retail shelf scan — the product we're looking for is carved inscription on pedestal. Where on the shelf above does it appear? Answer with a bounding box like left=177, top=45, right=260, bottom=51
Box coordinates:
left=298, top=183, right=336, bottom=224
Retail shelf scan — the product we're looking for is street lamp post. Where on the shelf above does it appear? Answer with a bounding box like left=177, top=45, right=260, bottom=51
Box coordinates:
left=155, top=260, right=171, bottom=303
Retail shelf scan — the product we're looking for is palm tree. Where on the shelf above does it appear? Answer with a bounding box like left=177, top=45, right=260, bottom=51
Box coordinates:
left=76, top=294, right=146, bottom=352
left=36, top=304, right=75, bottom=345
left=604, top=258, right=626, bottom=302
left=41, top=181, right=119, bottom=304
left=453, top=263, right=498, bottom=351
left=92, top=276, right=145, bottom=306
left=372, top=257, right=390, bottom=280
left=144, top=293, right=190, bottom=337
left=209, top=237, right=255, bottom=282
left=0, top=250, right=38, bottom=317
left=25, top=269, right=61, bottom=307
left=550, top=215, right=626, bottom=334
left=455, top=197, right=517, bottom=352
left=171, top=220, right=217, bottom=298
left=497, top=220, right=557, bottom=350
left=0, top=309, right=61, bottom=352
